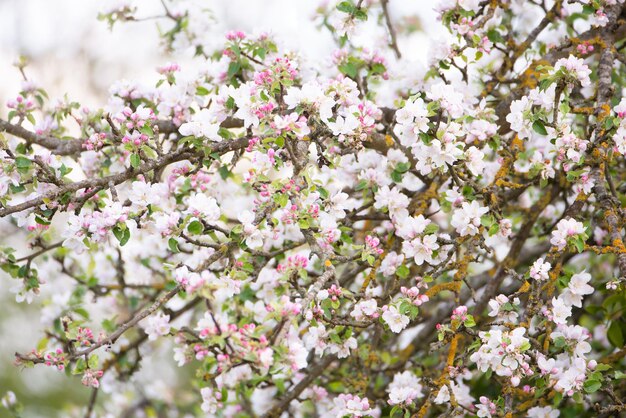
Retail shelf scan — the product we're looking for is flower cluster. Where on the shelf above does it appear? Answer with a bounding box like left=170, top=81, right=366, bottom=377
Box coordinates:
left=1, top=1, right=626, bottom=417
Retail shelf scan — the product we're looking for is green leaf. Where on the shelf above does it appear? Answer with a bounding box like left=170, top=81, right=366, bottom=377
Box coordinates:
left=274, top=193, right=289, bottom=208
left=487, top=29, right=504, bottom=44
left=583, top=379, right=601, bottom=393
left=88, top=354, right=99, bottom=369
left=130, top=153, right=141, bottom=169
left=582, top=5, right=595, bottom=14
left=255, top=47, right=267, bottom=60
left=468, top=337, right=481, bottom=352
left=391, top=170, right=403, bottom=183
left=608, top=321, right=624, bottom=348
left=17, top=265, right=28, bottom=278
left=120, top=229, right=131, bottom=246
left=196, top=86, right=210, bottom=96
left=355, top=180, right=368, bottom=191
left=480, top=215, right=494, bottom=227
left=187, top=220, right=204, bottom=235
left=72, top=357, right=86, bottom=375
left=227, top=61, right=241, bottom=78
left=488, top=223, right=500, bottom=236
left=566, top=169, right=584, bottom=182
left=112, top=226, right=131, bottom=246
left=140, top=145, right=157, bottom=159
left=396, top=265, right=410, bottom=279
left=168, top=238, right=180, bottom=253
left=298, top=219, right=310, bottom=230
left=230, top=42, right=241, bottom=57
left=239, top=285, right=255, bottom=302
left=553, top=336, right=567, bottom=348
left=338, top=62, right=358, bottom=78
left=426, top=101, right=440, bottom=116
left=101, top=318, right=116, bottom=333
left=36, top=337, right=49, bottom=352
left=15, top=156, right=32, bottom=169
left=572, top=235, right=585, bottom=253
left=538, top=78, right=554, bottom=91
left=395, top=162, right=410, bottom=173
left=218, top=165, right=231, bottom=180
left=336, top=1, right=355, bottom=14
left=370, top=63, right=385, bottom=75
left=59, top=163, right=72, bottom=177
left=164, top=280, right=179, bottom=291
left=35, top=215, right=51, bottom=226
left=390, top=404, right=401, bottom=417
left=217, top=127, right=233, bottom=140
left=532, top=120, right=548, bottom=135
left=572, top=391, right=583, bottom=404
left=423, top=223, right=439, bottom=235
left=140, top=124, right=154, bottom=136
left=354, top=8, right=368, bottom=21
left=10, top=183, right=26, bottom=193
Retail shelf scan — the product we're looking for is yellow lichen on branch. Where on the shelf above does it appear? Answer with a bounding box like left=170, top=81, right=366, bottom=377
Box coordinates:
left=541, top=261, right=563, bottom=298
left=412, top=181, right=439, bottom=217
left=446, top=334, right=460, bottom=367
left=517, top=280, right=531, bottom=294
left=426, top=281, right=462, bottom=298
left=414, top=334, right=463, bottom=417
left=360, top=235, right=395, bottom=293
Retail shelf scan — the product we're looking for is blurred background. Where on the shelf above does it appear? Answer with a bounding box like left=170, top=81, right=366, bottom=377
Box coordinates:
left=0, top=1, right=441, bottom=416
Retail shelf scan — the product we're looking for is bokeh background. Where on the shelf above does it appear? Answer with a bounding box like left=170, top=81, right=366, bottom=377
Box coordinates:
left=0, top=1, right=442, bottom=416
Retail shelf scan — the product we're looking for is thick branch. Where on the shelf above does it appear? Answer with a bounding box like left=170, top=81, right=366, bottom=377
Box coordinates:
left=0, top=119, right=83, bottom=155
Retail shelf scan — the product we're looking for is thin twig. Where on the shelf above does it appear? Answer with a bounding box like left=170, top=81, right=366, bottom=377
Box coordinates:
left=381, top=0, right=401, bottom=59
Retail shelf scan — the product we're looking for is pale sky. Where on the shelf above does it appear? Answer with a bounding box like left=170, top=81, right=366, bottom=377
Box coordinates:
left=0, top=0, right=443, bottom=106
